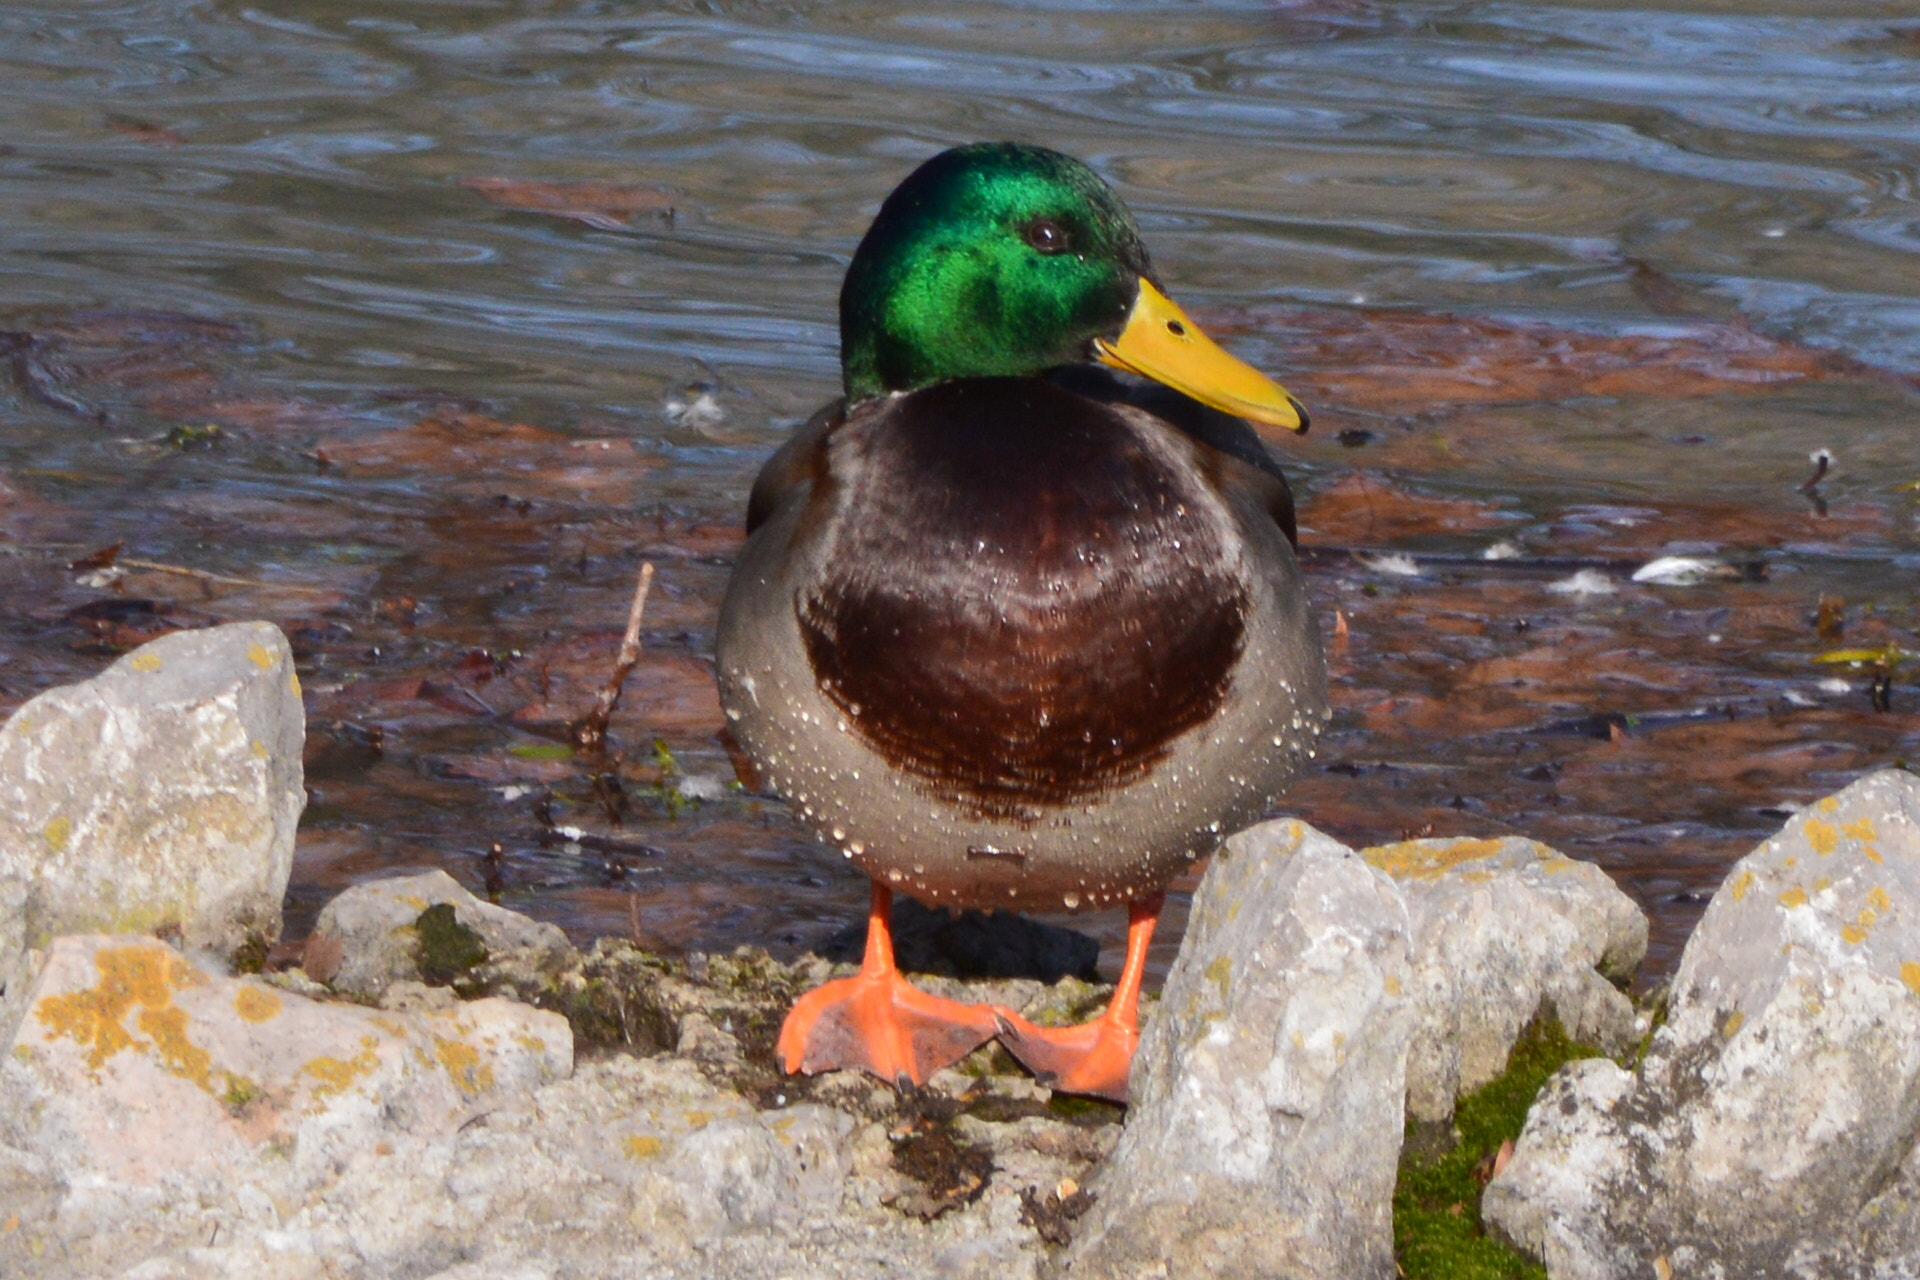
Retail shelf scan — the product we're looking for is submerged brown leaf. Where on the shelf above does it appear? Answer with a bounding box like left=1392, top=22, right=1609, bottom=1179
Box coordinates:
left=1298, top=472, right=1512, bottom=544
left=1223, top=306, right=1868, bottom=420
left=462, top=178, right=676, bottom=230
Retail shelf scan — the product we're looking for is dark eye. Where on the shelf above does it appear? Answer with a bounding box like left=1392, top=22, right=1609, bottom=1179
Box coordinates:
left=1024, top=217, right=1071, bottom=255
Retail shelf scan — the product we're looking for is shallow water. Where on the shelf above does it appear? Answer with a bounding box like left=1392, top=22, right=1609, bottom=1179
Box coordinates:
left=1, top=0, right=1915, bottom=984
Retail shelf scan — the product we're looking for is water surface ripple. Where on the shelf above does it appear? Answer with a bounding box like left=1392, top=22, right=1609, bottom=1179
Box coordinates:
left=2, top=0, right=1915, bottom=980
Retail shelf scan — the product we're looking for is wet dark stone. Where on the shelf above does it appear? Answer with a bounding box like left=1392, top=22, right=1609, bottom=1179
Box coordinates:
left=823, top=896, right=1101, bottom=983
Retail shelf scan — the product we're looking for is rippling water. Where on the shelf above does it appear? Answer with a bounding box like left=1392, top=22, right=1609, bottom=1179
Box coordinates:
left=3, top=0, right=1916, bottom=981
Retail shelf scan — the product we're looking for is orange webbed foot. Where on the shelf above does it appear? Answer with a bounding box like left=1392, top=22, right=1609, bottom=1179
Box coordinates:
left=993, top=891, right=1165, bottom=1104
left=778, top=966, right=999, bottom=1087
left=993, top=1008, right=1139, bottom=1102
left=777, top=881, right=998, bottom=1088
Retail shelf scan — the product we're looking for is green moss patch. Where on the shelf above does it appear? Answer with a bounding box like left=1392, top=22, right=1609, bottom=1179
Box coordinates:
left=1394, top=1020, right=1601, bottom=1280
left=415, top=904, right=489, bottom=986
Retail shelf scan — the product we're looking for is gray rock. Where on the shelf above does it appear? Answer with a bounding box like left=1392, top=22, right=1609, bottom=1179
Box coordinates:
left=304, top=868, right=576, bottom=999
left=0, top=932, right=571, bottom=1278
left=0, top=622, right=305, bottom=966
left=1485, top=768, right=1920, bottom=1279
left=1362, top=835, right=1646, bottom=1122
left=1063, top=818, right=1414, bottom=1280
left=0, top=930, right=1126, bottom=1280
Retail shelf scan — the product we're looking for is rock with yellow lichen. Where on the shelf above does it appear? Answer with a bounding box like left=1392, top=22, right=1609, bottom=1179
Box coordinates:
left=0, top=918, right=1122, bottom=1280
left=1062, top=818, right=1414, bottom=1280
left=1485, top=768, right=1920, bottom=1280
left=1366, top=835, right=1646, bottom=1124
left=0, top=622, right=305, bottom=972
left=0, top=932, right=571, bottom=1276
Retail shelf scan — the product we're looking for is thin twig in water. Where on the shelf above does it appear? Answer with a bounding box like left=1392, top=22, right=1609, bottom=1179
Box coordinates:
left=1799, top=449, right=1832, bottom=495
left=574, top=561, right=655, bottom=754
left=116, top=557, right=335, bottom=594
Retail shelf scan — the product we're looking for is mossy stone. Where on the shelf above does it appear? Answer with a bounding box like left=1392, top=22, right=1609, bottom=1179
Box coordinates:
left=1394, top=1019, right=1600, bottom=1280
left=416, top=903, right=488, bottom=986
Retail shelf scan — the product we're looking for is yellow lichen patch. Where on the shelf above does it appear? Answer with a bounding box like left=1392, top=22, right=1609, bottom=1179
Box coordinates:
left=1730, top=869, right=1756, bottom=902
left=130, top=652, right=163, bottom=672
left=2, top=1213, right=17, bottom=1233
left=42, top=816, right=71, bottom=855
left=1869, top=886, right=1892, bottom=914
left=1654, top=1255, right=1673, bottom=1280
left=1818, top=797, right=1840, bottom=814
left=1845, top=819, right=1878, bottom=843
left=137, top=1005, right=212, bottom=1091
left=1814, top=877, right=1832, bottom=893
left=246, top=643, right=275, bottom=670
left=1865, top=845, right=1884, bottom=865
left=1778, top=887, right=1809, bottom=909
left=433, top=1036, right=494, bottom=1097
left=1901, top=962, right=1920, bottom=998
left=303, top=1036, right=382, bottom=1102
left=513, top=1032, right=547, bottom=1053
left=684, top=1109, right=712, bottom=1130
left=1805, top=819, right=1839, bottom=856
left=625, top=1135, right=664, bottom=1160
left=1843, top=924, right=1869, bottom=945
left=1361, top=837, right=1506, bottom=881
left=251, top=740, right=269, bottom=759
left=1722, top=1011, right=1746, bottom=1038
left=371, top=1016, right=408, bottom=1038
left=233, top=985, right=283, bottom=1024
left=1204, top=954, right=1232, bottom=997
left=288, top=670, right=301, bottom=697
left=34, top=944, right=206, bottom=1080
left=1384, top=974, right=1402, bottom=997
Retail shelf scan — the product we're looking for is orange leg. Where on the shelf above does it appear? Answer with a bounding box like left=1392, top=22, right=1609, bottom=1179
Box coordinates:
left=994, top=893, right=1162, bottom=1103
left=778, top=882, right=1000, bottom=1088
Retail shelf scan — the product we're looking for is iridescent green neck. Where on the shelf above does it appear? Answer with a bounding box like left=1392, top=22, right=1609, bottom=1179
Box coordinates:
left=839, top=143, right=1153, bottom=402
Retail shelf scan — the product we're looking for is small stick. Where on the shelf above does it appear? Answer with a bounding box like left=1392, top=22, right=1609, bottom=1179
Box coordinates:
left=1798, top=448, right=1832, bottom=495
left=116, top=557, right=335, bottom=594
left=574, top=561, right=655, bottom=754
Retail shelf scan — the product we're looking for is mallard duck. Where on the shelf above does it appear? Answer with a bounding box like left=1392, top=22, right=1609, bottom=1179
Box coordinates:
left=715, top=142, right=1328, bottom=1101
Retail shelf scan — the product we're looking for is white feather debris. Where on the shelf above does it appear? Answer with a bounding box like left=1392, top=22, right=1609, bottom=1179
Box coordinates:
left=1482, top=541, right=1523, bottom=561
left=676, top=773, right=732, bottom=802
left=1631, top=556, right=1724, bottom=586
left=665, top=387, right=726, bottom=430
left=1546, top=570, right=1617, bottom=597
left=1361, top=553, right=1422, bottom=577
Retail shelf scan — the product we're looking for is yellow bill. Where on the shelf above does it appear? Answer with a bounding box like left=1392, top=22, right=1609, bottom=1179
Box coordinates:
left=1094, top=279, right=1308, bottom=433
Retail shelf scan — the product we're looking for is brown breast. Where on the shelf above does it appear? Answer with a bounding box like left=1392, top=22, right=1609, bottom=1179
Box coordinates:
left=797, top=377, right=1248, bottom=824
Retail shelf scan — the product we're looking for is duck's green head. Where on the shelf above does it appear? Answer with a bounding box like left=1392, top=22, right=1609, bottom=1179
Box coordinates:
left=840, top=142, right=1305, bottom=431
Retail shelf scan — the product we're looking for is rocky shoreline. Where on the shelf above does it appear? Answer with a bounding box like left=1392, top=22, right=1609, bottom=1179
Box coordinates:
left=2, top=623, right=1917, bottom=1279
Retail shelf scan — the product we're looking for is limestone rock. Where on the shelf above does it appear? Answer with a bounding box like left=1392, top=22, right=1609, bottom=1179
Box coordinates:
left=0, top=933, right=571, bottom=1277
left=305, top=868, right=576, bottom=999
left=0, top=934, right=1125, bottom=1279
left=1485, top=769, right=1920, bottom=1279
left=1063, top=818, right=1413, bottom=1280
left=0, top=621, right=305, bottom=965
left=3, top=934, right=571, bottom=1179
left=1363, top=835, right=1646, bottom=1122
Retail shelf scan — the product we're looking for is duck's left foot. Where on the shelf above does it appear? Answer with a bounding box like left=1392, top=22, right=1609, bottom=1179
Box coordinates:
left=992, top=891, right=1165, bottom=1104
left=993, top=1009, right=1138, bottom=1102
